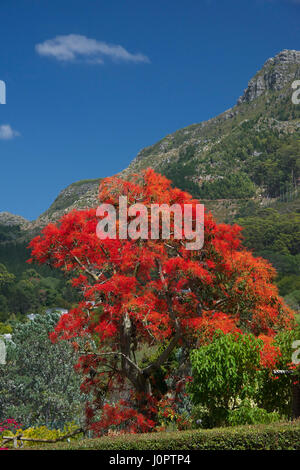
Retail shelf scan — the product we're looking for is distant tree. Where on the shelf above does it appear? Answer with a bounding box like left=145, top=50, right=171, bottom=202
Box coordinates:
left=0, top=321, right=12, bottom=335
left=0, top=313, right=84, bottom=429
left=0, top=263, right=15, bottom=290
left=0, top=296, right=9, bottom=322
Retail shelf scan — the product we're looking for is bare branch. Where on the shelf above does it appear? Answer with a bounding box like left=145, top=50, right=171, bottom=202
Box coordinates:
left=142, top=331, right=181, bottom=377
left=73, top=255, right=99, bottom=282
left=81, top=351, right=142, bottom=375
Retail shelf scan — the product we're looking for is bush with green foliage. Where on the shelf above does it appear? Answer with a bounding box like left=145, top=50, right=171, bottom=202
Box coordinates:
left=0, top=312, right=85, bottom=429
left=188, top=332, right=263, bottom=427
left=0, top=322, right=12, bottom=334
left=227, top=400, right=280, bottom=426
left=188, top=329, right=300, bottom=426
left=256, top=327, right=300, bottom=416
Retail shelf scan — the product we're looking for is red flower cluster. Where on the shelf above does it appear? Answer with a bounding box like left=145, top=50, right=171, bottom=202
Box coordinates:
left=0, top=419, right=22, bottom=450
left=258, top=335, right=281, bottom=368
left=0, top=418, right=21, bottom=434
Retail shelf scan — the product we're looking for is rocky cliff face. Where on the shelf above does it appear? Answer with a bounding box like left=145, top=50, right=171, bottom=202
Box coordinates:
left=123, top=49, right=300, bottom=191
left=0, top=180, right=101, bottom=240
left=31, top=178, right=101, bottom=231
left=0, top=212, right=30, bottom=229
left=237, top=49, right=300, bottom=104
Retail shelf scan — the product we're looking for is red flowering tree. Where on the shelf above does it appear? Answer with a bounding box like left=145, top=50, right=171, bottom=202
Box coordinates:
left=28, top=169, right=295, bottom=434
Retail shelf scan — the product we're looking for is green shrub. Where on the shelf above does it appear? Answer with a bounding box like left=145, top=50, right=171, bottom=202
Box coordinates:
left=0, top=313, right=85, bottom=428
left=0, top=322, right=12, bottom=334
left=227, top=401, right=280, bottom=426
left=255, top=327, right=300, bottom=416
left=190, top=405, right=211, bottom=429
left=188, top=332, right=262, bottom=427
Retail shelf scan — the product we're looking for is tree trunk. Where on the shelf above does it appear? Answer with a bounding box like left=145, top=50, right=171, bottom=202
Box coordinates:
left=119, top=312, right=153, bottom=411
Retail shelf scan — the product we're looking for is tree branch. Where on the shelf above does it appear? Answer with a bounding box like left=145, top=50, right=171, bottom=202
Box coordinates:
left=142, top=331, right=181, bottom=377
left=81, top=351, right=142, bottom=375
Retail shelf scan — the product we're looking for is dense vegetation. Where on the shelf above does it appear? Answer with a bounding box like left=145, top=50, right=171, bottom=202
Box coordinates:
left=0, top=225, right=22, bottom=243
left=0, top=237, right=79, bottom=322
left=234, top=202, right=300, bottom=313
left=0, top=313, right=84, bottom=429
left=162, top=126, right=300, bottom=200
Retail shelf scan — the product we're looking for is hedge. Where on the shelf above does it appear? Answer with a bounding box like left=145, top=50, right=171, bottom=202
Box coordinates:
left=28, top=420, right=300, bottom=450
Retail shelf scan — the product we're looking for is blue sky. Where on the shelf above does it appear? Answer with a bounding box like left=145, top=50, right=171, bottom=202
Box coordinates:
left=0, top=0, right=299, bottom=220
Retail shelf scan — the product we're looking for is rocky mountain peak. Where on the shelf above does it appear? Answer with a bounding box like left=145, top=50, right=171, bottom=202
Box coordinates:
left=0, top=212, right=29, bottom=228
left=237, top=49, right=300, bottom=105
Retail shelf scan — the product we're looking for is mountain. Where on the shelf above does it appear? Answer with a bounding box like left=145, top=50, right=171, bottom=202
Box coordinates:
left=1, top=48, right=300, bottom=319
left=122, top=49, right=300, bottom=221
left=0, top=212, right=30, bottom=244
left=31, top=178, right=102, bottom=231
left=0, top=50, right=300, bottom=235
left=3, top=48, right=300, bottom=236
left=9, top=47, right=300, bottom=238
left=0, top=212, right=29, bottom=229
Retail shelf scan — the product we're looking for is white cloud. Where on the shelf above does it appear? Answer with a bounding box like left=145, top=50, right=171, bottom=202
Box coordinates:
left=35, top=34, right=150, bottom=65
left=0, top=125, right=20, bottom=140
